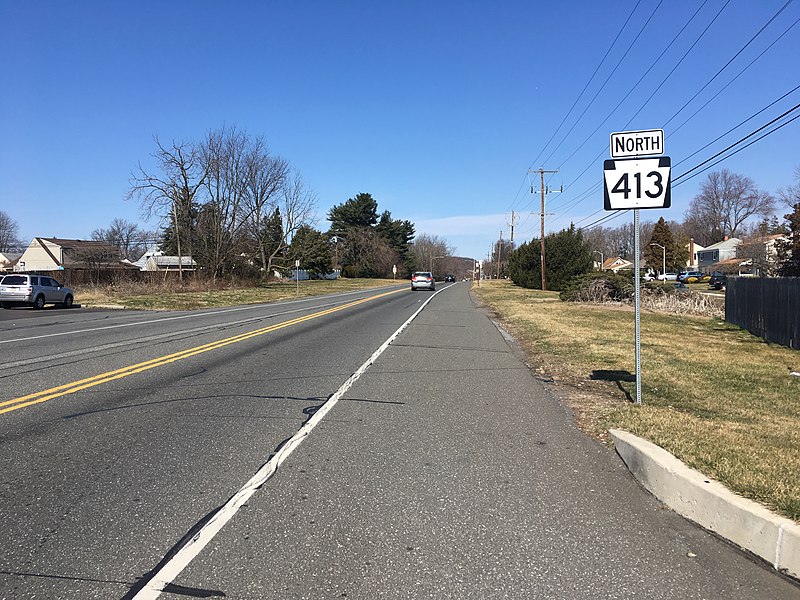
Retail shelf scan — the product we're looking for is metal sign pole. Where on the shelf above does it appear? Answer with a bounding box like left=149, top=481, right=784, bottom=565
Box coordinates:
left=634, top=209, right=642, bottom=404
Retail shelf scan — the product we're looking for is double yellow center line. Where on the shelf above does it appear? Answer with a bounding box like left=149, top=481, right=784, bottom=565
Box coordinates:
left=1, top=289, right=404, bottom=416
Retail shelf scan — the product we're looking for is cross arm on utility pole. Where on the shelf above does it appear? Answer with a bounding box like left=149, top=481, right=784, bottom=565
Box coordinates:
left=529, top=168, right=559, bottom=291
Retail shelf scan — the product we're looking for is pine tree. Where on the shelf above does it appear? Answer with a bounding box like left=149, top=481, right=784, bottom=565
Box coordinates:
left=644, top=217, right=687, bottom=273
left=776, top=203, right=800, bottom=277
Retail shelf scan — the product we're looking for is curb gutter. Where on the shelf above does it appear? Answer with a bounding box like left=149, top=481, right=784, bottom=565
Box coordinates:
left=609, top=429, right=799, bottom=580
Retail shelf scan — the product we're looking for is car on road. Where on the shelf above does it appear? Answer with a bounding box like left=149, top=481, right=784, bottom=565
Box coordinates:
left=0, top=274, right=74, bottom=309
left=708, top=272, right=728, bottom=290
left=677, top=270, right=708, bottom=283
left=411, top=271, right=435, bottom=291
left=444, top=273, right=456, bottom=282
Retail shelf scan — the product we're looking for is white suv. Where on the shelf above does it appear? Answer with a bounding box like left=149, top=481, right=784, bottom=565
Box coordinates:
left=0, top=274, right=74, bottom=309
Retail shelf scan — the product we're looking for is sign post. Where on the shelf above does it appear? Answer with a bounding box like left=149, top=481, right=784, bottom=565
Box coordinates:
left=603, top=130, right=671, bottom=404
left=295, top=259, right=300, bottom=295
left=392, top=264, right=397, bottom=280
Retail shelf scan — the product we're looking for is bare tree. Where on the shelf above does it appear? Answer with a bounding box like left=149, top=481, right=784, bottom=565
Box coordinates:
left=92, top=218, right=154, bottom=261
left=685, top=169, right=774, bottom=244
left=411, top=233, right=454, bottom=276
left=0, top=210, right=22, bottom=252
left=242, top=139, right=290, bottom=278
left=127, top=138, right=207, bottom=280
left=778, top=165, right=800, bottom=209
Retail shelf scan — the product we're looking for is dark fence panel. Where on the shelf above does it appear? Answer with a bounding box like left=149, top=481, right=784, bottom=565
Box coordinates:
left=726, top=277, right=800, bottom=349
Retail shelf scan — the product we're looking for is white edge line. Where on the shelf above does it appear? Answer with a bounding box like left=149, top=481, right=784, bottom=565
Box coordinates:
left=132, top=287, right=444, bottom=599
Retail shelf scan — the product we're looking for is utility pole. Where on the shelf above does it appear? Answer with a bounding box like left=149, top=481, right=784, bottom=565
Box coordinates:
left=530, top=168, right=560, bottom=291
left=509, top=211, right=517, bottom=251
left=496, top=230, right=503, bottom=280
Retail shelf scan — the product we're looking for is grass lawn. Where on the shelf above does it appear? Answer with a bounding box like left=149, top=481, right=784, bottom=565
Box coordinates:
left=75, top=278, right=401, bottom=311
left=472, top=279, right=800, bottom=521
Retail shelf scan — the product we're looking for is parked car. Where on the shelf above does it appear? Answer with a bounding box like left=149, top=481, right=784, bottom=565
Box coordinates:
left=0, top=274, right=74, bottom=309
left=708, top=272, right=728, bottom=290
left=656, top=272, right=678, bottom=281
left=678, top=270, right=707, bottom=283
left=410, top=271, right=435, bottom=291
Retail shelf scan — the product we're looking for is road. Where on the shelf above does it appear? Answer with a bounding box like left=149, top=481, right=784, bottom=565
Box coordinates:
left=1, top=283, right=797, bottom=599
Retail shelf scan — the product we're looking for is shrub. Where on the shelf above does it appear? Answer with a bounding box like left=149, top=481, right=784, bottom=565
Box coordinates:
left=559, top=272, right=633, bottom=302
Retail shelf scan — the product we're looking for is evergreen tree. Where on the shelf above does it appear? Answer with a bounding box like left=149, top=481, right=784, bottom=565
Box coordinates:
left=289, top=226, right=332, bottom=277
left=327, top=193, right=379, bottom=230
left=644, top=217, right=687, bottom=273
left=776, top=203, right=800, bottom=277
left=375, top=210, right=415, bottom=275
left=507, top=225, right=593, bottom=290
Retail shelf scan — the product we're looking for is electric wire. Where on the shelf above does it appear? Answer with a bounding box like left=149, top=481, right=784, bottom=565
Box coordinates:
left=549, top=0, right=711, bottom=179
left=673, top=101, right=800, bottom=183
left=540, top=0, right=666, bottom=167
left=675, top=82, right=800, bottom=167
left=662, top=0, right=796, bottom=129
left=525, top=0, right=644, bottom=173
left=548, top=0, right=732, bottom=213
left=671, top=16, right=800, bottom=135
left=673, top=110, right=800, bottom=187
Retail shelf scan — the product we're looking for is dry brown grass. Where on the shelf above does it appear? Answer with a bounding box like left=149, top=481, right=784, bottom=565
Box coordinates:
left=473, top=279, right=800, bottom=521
left=75, top=278, right=400, bottom=310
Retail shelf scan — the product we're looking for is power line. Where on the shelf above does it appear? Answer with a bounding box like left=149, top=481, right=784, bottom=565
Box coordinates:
left=524, top=0, right=644, bottom=173
left=673, top=100, right=800, bottom=183
left=671, top=16, right=800, bottom=135
left=673, top=110, right=800, bottom=187
left=547, top=0, right=732, bottom=214
left=541, top=0, right=666, bottom=166
left=662, top=0, right=796, bottom=129
left=675, top=82, right=800, bottom=167
left=548, top=0, right=712, bottom=177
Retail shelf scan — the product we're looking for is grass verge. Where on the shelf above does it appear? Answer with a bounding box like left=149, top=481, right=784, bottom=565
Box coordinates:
left=472, top=279, right=800, bottom=521
left=76, top=278, right=401, bottom=311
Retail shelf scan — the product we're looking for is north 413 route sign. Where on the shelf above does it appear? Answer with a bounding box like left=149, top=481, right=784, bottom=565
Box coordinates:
left=603, top=156, right=671, bottom=210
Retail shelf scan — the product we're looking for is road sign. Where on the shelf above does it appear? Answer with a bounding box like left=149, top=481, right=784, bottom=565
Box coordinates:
left=603, top=156, right=671, bottom=210
left=610, top=129, right=664, bottom=158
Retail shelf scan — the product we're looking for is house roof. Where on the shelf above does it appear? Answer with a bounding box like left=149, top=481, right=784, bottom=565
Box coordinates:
left=602, top=256, right=630, bottom=269
left=149, top=256, right=197, bottom=267
left=699, top=237, right=741, bottom=252
left=37, top=237, right=116, bottom=251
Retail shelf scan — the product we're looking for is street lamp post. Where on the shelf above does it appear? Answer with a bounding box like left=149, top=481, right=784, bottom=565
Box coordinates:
left=650, top=243, right=666, bottom=277
left=592, top=250, right=604, bottom=271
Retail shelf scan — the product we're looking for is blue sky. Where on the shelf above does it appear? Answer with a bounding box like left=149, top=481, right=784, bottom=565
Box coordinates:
left=2, top=1, right=799, bottom=261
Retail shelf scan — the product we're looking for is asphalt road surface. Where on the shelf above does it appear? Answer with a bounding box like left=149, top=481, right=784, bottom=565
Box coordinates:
left=1, top=283, right=798, bottom=599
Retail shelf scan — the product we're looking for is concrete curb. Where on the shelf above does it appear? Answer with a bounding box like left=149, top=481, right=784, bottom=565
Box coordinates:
left=609, top=429, right=800, bottom=580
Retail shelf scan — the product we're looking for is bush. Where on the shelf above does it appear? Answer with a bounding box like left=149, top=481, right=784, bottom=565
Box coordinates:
left=559, top=272, right=633, bottom=302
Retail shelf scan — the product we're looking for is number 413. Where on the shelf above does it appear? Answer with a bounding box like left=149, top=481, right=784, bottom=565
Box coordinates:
left=611, top=171, right=664, bottom=200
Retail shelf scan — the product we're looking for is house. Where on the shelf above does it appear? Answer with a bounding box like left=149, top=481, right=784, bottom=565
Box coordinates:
left=142, top=255, right=197, bottom=272
left=0, top=251, right=22, bottom=272
left=15, top=237, right=121, bottom=271
left=696, top=237, right=741, bottom=270
left=686, top=238, right=706, bottom=270
left=601, top=257, right=633, bottom=273
left=134, top=245, right=164, bottom=270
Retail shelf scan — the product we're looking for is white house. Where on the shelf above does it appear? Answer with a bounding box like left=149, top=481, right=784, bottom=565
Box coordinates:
left=15, top=238, right=120, bottom=271
left=143, top=255, right=197, bottom=272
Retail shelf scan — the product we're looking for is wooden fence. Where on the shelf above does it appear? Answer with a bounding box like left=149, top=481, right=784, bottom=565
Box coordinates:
left=726, top=277, right=800, bottom=350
